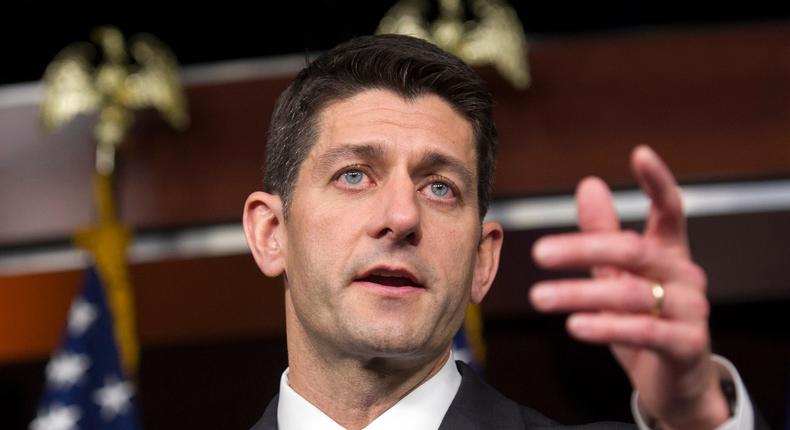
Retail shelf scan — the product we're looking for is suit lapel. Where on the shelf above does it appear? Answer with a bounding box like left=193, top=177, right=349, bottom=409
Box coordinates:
left=439, top=361, right=515, bottom=429
left=439, top=361, right=554, bottom=430
left=249, top=394, right=279, bottom=430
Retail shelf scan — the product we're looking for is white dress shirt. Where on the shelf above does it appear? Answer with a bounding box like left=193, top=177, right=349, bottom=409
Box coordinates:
left=277, top=352, right=461, bottom=430
left=277, top=352, right=753, bottom=430
left=632, top=355, right=754, bottom=430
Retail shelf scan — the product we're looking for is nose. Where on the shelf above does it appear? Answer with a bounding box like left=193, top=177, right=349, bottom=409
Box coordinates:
left=367, top=173, right=422, bottom=245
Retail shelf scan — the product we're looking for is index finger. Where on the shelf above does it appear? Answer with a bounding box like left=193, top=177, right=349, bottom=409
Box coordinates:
left=631, top=145, right=688, bottom=253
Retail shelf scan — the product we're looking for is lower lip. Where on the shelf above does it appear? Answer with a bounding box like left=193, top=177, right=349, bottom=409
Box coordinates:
left=352, top=281, right=425, bottom=297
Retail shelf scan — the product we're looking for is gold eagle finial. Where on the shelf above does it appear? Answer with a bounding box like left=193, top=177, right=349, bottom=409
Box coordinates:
left=41, top=26, right=189, bottom=174
left=377, top=0, right=530, bottom=89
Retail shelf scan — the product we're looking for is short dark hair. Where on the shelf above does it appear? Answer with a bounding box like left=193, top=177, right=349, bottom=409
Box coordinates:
left=264, top=34, right=497, bottom=218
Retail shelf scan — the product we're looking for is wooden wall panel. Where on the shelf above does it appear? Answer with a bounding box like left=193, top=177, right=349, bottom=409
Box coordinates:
left=0, top=271, right=82, bottom=362
left=0, top=254, right=284, bottom=363
left=118, top=78, right=292, bottom=230
left=490, top=23, right=790, bottom=195
left=2, top=23, right=790, bottom=245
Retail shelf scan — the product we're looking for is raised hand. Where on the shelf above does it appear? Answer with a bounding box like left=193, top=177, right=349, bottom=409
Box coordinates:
left=529, top=145, right=730, bottom=429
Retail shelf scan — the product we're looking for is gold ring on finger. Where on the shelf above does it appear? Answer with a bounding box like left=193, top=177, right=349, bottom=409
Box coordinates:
left=650, top=282, right=665, bottom=317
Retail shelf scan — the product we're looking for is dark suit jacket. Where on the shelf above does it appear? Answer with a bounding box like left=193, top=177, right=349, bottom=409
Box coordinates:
left=249, top=361, right=634, bottom=429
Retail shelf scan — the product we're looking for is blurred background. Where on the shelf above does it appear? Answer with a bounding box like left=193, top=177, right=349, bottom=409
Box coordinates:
left=2, top=1, right=790, bottom=429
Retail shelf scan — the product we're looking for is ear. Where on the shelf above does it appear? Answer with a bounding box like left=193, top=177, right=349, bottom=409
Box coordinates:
left=243, top=191, right=287, bottom=277
left=470, top=221, right=504, bottom=304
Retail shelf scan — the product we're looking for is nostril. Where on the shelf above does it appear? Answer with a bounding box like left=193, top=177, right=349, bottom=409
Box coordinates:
left=378, top=227, right=420, bottom=245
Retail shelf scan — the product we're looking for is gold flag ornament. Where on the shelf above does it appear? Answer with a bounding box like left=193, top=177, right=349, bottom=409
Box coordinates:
left=41, top=26, right=189, bottom=175
left=377, top=0, right=531, bottom=89
left=39, top=26, right=189, bottom=378
left=73, top=174, right=139, bottom=376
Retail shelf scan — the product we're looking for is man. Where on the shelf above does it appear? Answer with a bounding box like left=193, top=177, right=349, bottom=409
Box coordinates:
left=243, top=34, right=758, bottom=429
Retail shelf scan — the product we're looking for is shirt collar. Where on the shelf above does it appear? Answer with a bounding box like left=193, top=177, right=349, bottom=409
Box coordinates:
left=278, top=351, right=462, bottom=430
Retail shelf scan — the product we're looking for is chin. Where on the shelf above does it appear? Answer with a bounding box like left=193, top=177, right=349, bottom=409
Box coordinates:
left=346, top=324, right=442, bottom=359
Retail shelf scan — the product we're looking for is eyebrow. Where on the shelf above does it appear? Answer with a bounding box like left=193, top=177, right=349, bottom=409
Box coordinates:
left=315, top=142, right=476, bottom=192
left=315, top=144, right=386, bottom=174
left=416, top=151, right=475, bottom=193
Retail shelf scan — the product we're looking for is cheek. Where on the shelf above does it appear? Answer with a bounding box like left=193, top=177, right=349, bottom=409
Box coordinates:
left=426, top=221, right=479, bottom=290
left=285, top=202, right=359, bottom=287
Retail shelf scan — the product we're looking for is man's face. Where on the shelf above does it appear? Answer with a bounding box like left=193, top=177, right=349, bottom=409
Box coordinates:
left=280, top=89, right=498, bottom=361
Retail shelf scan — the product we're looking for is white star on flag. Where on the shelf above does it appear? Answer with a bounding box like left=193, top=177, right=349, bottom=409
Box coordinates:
left=29, top=403, right=81, bottom=430
left=67, top=298, right=98, bottom=336
left=93, top=376, right=134, bottom=420
left=46, top=353, right=91, bottom=388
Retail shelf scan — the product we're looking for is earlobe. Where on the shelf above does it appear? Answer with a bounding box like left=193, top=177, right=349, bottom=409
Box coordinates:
left=243, top=191, right=287, bottom=277
left=471, top=222, right=504, bottom=304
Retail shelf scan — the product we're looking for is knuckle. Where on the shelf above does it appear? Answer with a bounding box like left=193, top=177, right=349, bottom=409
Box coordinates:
left=680, top=327, right=709, bottom=359
left=694, top=294, right=711, bottom=320
left=674, top=289, right=710, bottom=320
left=687, top=263, right=708, bottom=291
left=659, top=323, right=709, bottom=361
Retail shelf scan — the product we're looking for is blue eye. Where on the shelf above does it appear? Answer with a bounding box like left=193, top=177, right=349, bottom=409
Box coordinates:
left=430, top=182, right=450, bottom=197
left=342, top=170, right=364, bottom=185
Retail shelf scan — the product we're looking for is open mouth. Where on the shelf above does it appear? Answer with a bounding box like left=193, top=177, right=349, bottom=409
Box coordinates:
left=355, top=269, right=425, bottom=289
left=357, top=274, right=423, bottom=288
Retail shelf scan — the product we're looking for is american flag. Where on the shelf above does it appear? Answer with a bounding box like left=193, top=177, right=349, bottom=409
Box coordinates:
left=30, top=267, right=139, bottom=430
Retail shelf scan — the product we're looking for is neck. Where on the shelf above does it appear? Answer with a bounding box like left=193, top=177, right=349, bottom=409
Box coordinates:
left=284, top=303, right=451, bottom=429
